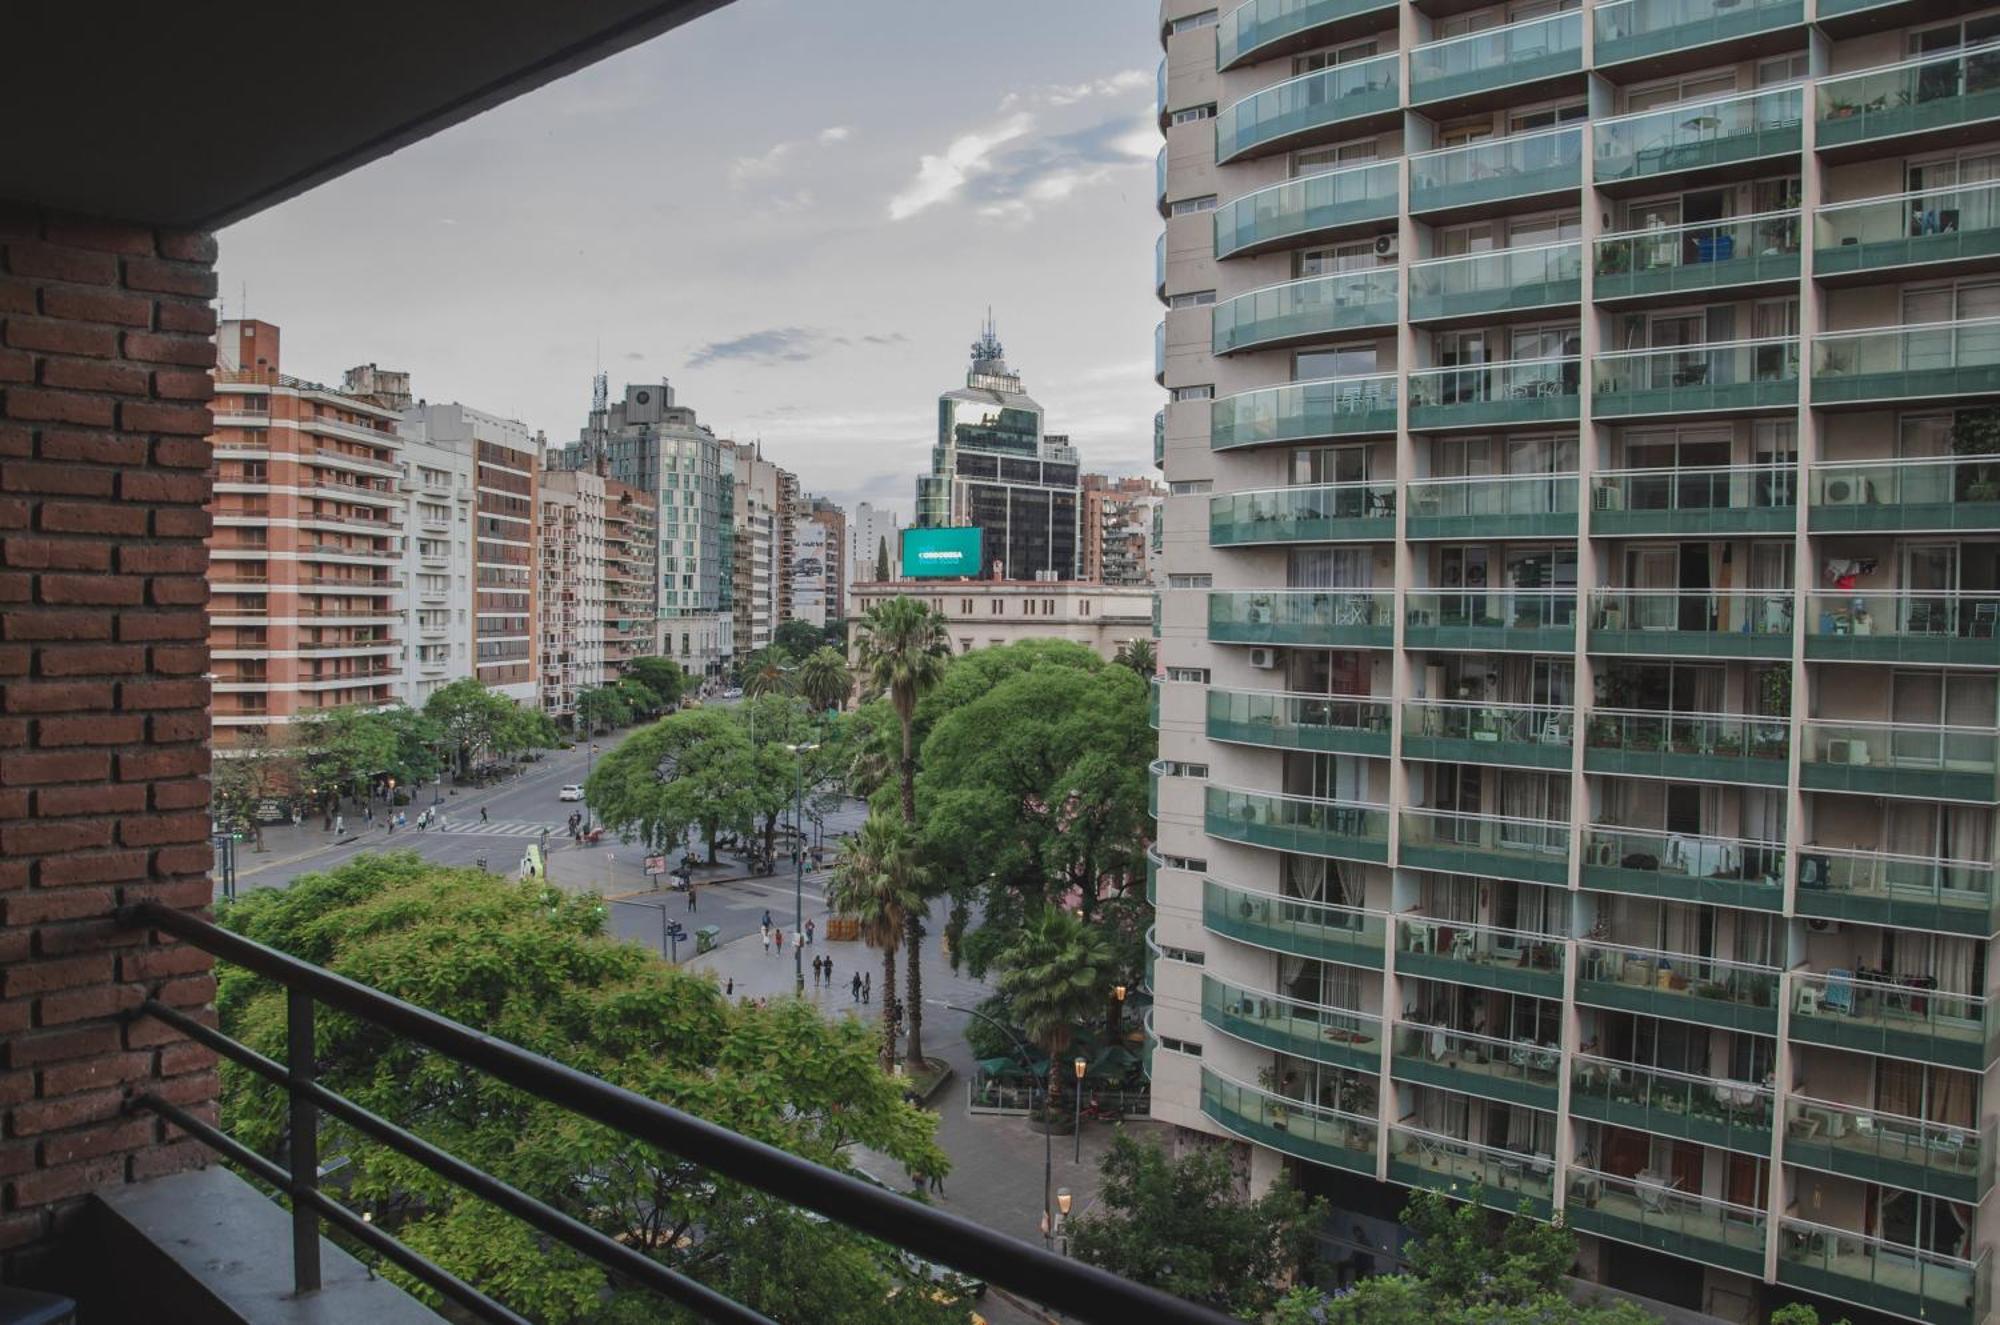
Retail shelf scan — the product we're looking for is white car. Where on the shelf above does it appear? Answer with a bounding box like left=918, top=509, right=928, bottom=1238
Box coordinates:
left=559, top=785, right=585, bottom=802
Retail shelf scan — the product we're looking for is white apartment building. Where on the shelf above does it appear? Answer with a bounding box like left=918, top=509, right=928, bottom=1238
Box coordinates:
left=395, top=421, right=476, bottom=707
left=537, top=469, right=607, bottom=721
left=848, top=500, right=903, bottom=587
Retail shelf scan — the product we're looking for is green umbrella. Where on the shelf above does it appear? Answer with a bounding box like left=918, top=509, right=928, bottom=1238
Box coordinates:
left=1089, top=1045, right=1139, bottom=1078
left=975, top=1056, right=1023, bottom=1078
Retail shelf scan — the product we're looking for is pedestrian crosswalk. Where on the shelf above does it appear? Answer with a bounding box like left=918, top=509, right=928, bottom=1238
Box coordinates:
left=431, top=818, right=556, bottom=838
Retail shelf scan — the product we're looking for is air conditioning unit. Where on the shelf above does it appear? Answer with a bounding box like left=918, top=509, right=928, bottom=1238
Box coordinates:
left=1588, top=840, right=1616, bottom=866
left=1374, top=233, right=1399, bottom=259
left=1592, top=485, right=1622, bottom=511
left=1806, top=917, right=1840, bottom=933
left=1822, top=475, right=1867, bottom=506
left=1248, top=647, right=1279, bottom=670
left=1827, top=738, right=1870, bottom=766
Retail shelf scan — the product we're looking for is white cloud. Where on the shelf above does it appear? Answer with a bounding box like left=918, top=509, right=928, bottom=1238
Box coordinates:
left=818, top=126, right=853, bottom=144
left=1041, top=69, right=1152, bottom=106
left=728, top=142, right=793, bottom=186
left=887, top=113, right=1034, bottom=221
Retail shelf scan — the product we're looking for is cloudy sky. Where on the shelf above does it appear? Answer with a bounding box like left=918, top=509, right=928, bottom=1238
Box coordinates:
left=216, top=0, right=1163, bottom=519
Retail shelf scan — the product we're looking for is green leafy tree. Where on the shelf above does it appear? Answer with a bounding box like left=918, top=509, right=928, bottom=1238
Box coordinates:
left=852, top=595, right=952, bottom=1067
left=216, top=856, right=954, bottom=1325
left=494, top=703, right=561, bottom=758
left=624, top=656, right=686, bottom=709
left=827, top=814, right=926, bottom=1068
left=1114, top=637, right=1156, bottom=676
left=994, top=907, right=1111, bottom=1108
left=424, top=677, right=514, bottom=776
left=742, top=647, right=793, bottom=698
left=876, top=534, right=891, bottom=582
left=1067, top=1132, right=1322, bottom=1319
left=293, top=705, right=399, bottom=804
left=615, top=677, right=666, bottom=722
left=210, top=725, right=301, bottom=846
left=795, top=646, right=853, bottom=714
left=587, top=707, right=761, bottom=862
left=773, top=619, right=824, bottom=661
left=574, top=685, right=630, bottom=734
left=375, top=703, right=444, bottom=788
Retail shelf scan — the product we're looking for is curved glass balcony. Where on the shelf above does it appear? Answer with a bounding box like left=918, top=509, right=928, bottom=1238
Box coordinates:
left=1592, top=336, right=1800, bottom=417
left=1208, top=588, right=1395, bottom=647
left=1218, top=0, right=1401, bottom=70
left=1805, top=590, right=2000, bottom=665
left=1408, top=243, right=1581, bottom=321
left=1206, top=686, right=1393, bottom=756
left=1212, top=270, right=1398, bottom=354
left=1148, top=677, right=1161, bottom=731
left=1211, top=375, right=1397, bottom=450
left=1203, top=975, right=1382, bottom=1072
left=1584, top=708, right=1790, bottom=786
left=1147, top=757, right=1165, bottom=818
left=1152, top=408, right=1165, bottom=467
left=1391, top=1023, right=1559, bottom=1110
left=1570, top=1056, right=1774, bottom=1156
left=1155, top=145, right=1168, bottom=216
left=1205, top=784, right=1391, bottom=862
left=1201, top=1066, right=1378, bottom=1175
left=1591, top=462, right=1796, bottom=535
left=1209, top=481, right=1397, bottom=544
left=1215, top=54, right=1400, bottom=163
left=1396, top=915, right=1567, bottom=997
left=1154, top=231, right=1166, bottom=299
left=1785, top=1096, right=1989, bottom=1202
left=1408, top=359, right=1581, bottom=430
left=1387, top=1126, right=1554, bottom=1217
left=1568, top=1169, right=1767, bottom=1277
left=1593, top=0, right=1803, bottom=66
left=1145, top=847, right=1161, bottom=906
left=1791, top=972, right=1997, bottom=1070
left=1214, top=161, right=1399, bottom=259
left=1401, top=699, right=1573, bottom=769
left=1410, top=126, right=1583, bottom=214
left=1778, top=1218, right=1989, bottom=1325
left=1817, top=182, right=2000, bottom=277
left=1404, top=588, right=1578, bottom=653
left=1799, top=719, right=2000, bottom=803
left=1589, top=588, right=1794, bottom=658
left=1577, top=942, right=1779, bottom=1034
left=1153, top=319, right=1166, bottom=384
left=1201, top=877, right=1387, bottom=968
left=1409, top=12, right=1581, bottom=107
left=1400, top=809, right=1570, bottom=886
left=1155, top=55, right=1167, bottom=124
left=1594, top=87, right=1802, bottom=185
left=1405, top=471, right=1579, bottom=539
left=1812, top=319, right=2000, bottom=404
left=1817, top=45, right=2000, bottom=150
left=1581, top=824, right=1785, bottom=912
left=1595, top=212, right=1801, bottom=301
left=1798, top=844, right=1999, bottom=937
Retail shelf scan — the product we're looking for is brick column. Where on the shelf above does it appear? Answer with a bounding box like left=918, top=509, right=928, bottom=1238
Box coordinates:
left=0, top=206, right=221, bottom=1268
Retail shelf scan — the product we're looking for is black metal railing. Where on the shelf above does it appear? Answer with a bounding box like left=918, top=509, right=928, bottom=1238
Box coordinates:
left=117, top=901, right=1231, bottom=1325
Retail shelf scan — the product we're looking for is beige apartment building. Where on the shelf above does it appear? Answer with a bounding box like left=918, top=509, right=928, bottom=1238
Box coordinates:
left=1147, top=3, right=2000, bottom=1322
left=537, top=469, right=606, bottom=721
left=848, top=579, right=1152, bottom=662
left=604, top=478, right=660, bottom=675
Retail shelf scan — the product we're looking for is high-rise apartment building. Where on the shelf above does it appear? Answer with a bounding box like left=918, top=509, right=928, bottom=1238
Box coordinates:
left=603, top=479, right=659, bottom=676
left=777, top=468, right=801, bottom=623
left=1148, top=8, right=2000, bottom=1324
left=392, top=410, right=476, bottom=707
left=802, top=495, right=847, bottom=624
left=536, top=469, right=606, bottom=720
left=726, top=442, right=787, bottom=653
left=1082, top=473, right=1167, bottom=586
left=848, top=501, right=903, bottom=586
left=917, top=318, right=1083, bottom=581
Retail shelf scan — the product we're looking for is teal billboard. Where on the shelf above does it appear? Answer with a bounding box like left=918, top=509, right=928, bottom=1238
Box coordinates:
left=902, top=526, right=982, bottom=579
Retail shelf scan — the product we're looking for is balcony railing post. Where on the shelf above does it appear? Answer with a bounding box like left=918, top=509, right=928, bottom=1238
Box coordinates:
left=288, top=987, right=322, bottom=1294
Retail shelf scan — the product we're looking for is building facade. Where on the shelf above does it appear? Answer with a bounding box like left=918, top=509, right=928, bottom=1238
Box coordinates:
left=847, top=579, right=1151, bottom=662
left=603, top=478, right=659, bottom=676
left=536, top=469, right=606, bottom=721
left=726, top=442, right=786, bottom=654
left=848, top=500, right=903, bottom=588
left=800, top=495, right=847, bottom=625
left=1082, top=472, right=1168, bottom=586
left=917, top=319, right=1083, bottom=581
left=1148, top=6, right=2000, bottom=1324
left=393, top=410, right=476, bottom=707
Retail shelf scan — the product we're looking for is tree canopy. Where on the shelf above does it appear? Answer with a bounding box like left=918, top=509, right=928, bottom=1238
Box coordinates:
left=423, top=678, right=558, bottom=775
left=585, top=706, right=760, bottom=861
left=624, top=656, right=687, bottom=709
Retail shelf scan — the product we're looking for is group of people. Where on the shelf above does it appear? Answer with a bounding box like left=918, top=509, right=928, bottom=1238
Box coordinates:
left=758, top=910, right=816, bottom=955
left=807, top=954, right=837, bottom=986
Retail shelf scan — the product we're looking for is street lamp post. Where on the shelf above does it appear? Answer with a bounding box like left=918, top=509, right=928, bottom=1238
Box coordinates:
left=1073, top=1056, right=1087, bottom=1162
left=1056, top=1187, right=1074, bottom=1256
left=932, top=998, right=1054, bottom=1250
left=785, top=742, right=819, bottom=995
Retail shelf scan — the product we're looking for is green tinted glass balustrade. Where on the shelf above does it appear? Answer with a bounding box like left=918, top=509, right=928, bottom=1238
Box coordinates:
left=1201, top=878, right=1388, bottom=967
left=1154, top=231, right=1165, bottom=297
left=1568, top=1170, right=1767, bottom=1276
left=1201, top=1067, right=1378, bottom=1174
left=1211, top=375, right=1398, bottom=450
left=1155, top=145, right=1167, bottom=215
left=1409, top=11, right=1582, bottom=106
left=1204, top=975, right=1382, bottom=1072
left=1213, top=271, right=1398, bottom=354
left=1409, top=243, right=1581, bottom=321
left=1405, top=472, right=1579, bottom=539
left=1593, top=0, right=1803, bottom=66
left=1402, top=700, right=1573, bottom=769
left=1153, top=319, right=1165, bottom=383
left=1589, top=589, right=1794, bottom=658
left=1591, top=463, right=1796, bottom=534
left=1779, top=1219, right=1988, bottom=1325
left=1595, top=212, right=1801, bottom=301
left=1387, top=1127, right=1554, bottom=1217
left=1209, top=482, right=1397, bottom=544
left=1391, top=1024, right=1559, bottom=1109
left=1207, top=687, right=1393, bottom=755
left=1813, top=319, right=2000, bottom=403
left=1595, top=87, right=1802, bottom=184
left=1569, top=1056, right=1774, bottom=1156
left=1215, top=162, right=1399, bottom=258
left=1405, top=589, right=1578, bottom=652
left=1581, top=825, right=1785, bottom=912
left=1410, top=126, right=1583, bottom=214
left=1215, top=55, right=1400, bottom=163
left=1145, top=848, right=1160, bottom=905
left=1147, top=757, right=1164, bottom=818
left=1206, top=784, right=1391, bottom=862
left=1784, top=1097, right=1989, bottom=1202
left=1400, top=810, right=1571, bottom=886
left=1818, top=183, right=2000, bottom=276
left=1584, top=708, right=1791, bottom=786
left=1806, top=591, right=2000, bottom=665
left=1218, top=0, right=1401, bottom=70
left=1148, top=677, right=1161, bottom=731
left=1408, top=359, right=1581, bottom=430
left=1810, top=457, right=2000, bottom=532
left=1791, top=972, right=1998, bottom=1070
left=1577, top=942, right=1780, bottom=1033
left=1800, top=720, right=2000, bottom=802
left=1395, top=916, right=1566, bottom=997
left=1208, top=589, right=1395, bottom=647
left=1592, top=337, right=1800, bottom=417
left=1797, top=845, right=1998, bottom=936
left=1818, top=46, right=2000, bottom=149
left=1153, top=409, right=1165, bottom=467
left=1156, top=56, right=1166, bottom=121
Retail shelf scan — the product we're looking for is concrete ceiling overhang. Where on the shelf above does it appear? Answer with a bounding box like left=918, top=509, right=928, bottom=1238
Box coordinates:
left=3, top=0, right=734, bottom=230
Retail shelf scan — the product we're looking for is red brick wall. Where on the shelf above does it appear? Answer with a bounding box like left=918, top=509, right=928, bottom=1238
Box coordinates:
left=0, top=206, right=221, bottom=1267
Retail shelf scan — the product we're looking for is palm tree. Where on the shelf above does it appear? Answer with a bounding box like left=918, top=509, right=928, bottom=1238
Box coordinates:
left=795, top=646, right=853, bottom=714
left=827, top=813, right=926, bottom=1069
left=1114, top=637, right=1156, bottom=677
left=996, top=908, right=1113, bottom=1113
left=852, top=595, right=952, bottom=1068
left=742, top=649, right=792, bottom=699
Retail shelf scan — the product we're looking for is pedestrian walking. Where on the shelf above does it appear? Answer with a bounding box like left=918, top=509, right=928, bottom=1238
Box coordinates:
left=685, top=886, right=696, bottom=912
left=850, top=972, right=861, bottom=1002
left=334, top=815, right=345, bottom=836
left=725, top=977, right=734, bottom=998
left=761, top=909, right=772, bottom=931
left=761, top=929, right=771, bottom=955
left=480, top=806, right=489, bottom=824
left=805, top=918, right=815, bottom=946
left=775, top=928, right=785, bottom=954
left=365, top=804, right=374, bottom=824
left=824, top=957, right=834, bottom=987
left=928, top=1171, right=944, bottom=1196
left=862, top=973, right=871, bottom=1004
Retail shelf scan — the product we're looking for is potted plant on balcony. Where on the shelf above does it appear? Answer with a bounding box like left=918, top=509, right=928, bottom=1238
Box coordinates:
left=1949, top=407, right=2000, bottom=501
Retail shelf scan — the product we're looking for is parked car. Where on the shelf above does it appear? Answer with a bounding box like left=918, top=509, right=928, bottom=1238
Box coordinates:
left=559, top=784, right=585, bottom=802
